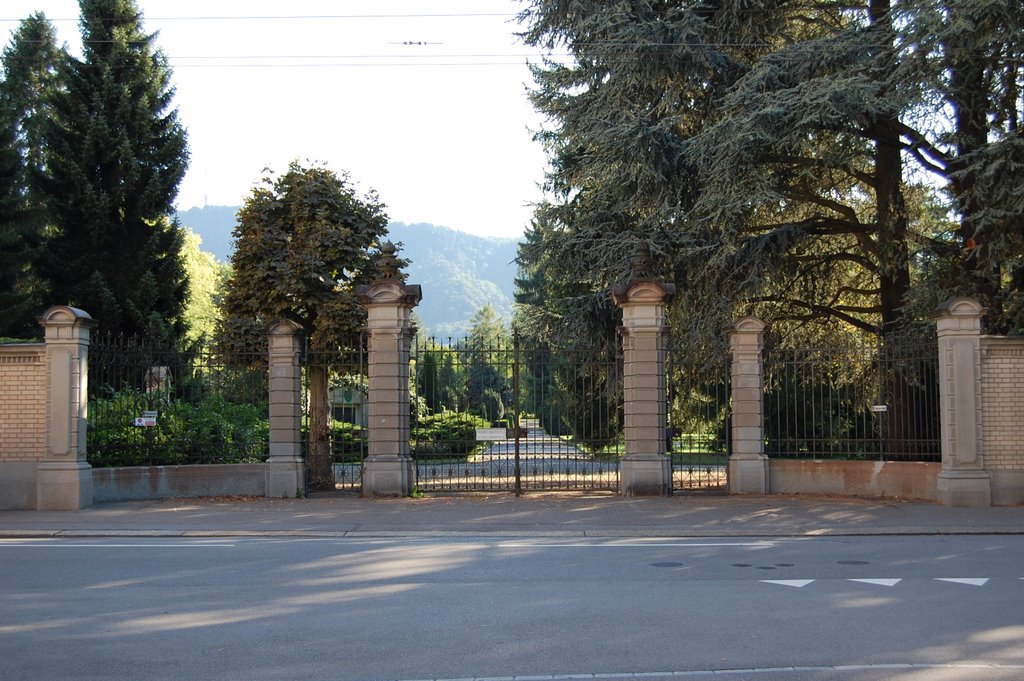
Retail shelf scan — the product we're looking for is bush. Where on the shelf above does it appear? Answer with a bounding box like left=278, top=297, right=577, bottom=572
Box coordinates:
left=332, top=420, right=367, bottom=462
left=88, top=389, right=269, bottom=467
left=411, top=411, right=491, bottom=458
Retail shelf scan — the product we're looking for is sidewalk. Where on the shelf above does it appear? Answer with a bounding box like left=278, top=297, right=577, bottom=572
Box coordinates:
left=1, top=493, right=1022, bottom=538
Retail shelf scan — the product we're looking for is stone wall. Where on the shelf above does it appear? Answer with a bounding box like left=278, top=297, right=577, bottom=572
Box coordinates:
left=0, top=344, right=47, bottom=509
left=980, top=337, right=1024, bottom=505
left=769, top=460, right=939, bottom=501
left=0, top=344, right=46, bottom=461
left=92, top=465, right=266, bottom=503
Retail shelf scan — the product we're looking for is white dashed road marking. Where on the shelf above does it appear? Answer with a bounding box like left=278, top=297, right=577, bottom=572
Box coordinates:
left=389, top=662, right=1024, bottom=681
left=848, top=578, right=901, bottom=586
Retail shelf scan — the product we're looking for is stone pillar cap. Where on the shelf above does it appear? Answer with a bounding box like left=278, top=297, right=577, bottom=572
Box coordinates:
left=611, top=279, right=676, bottom=306
left=727, top=316, right=766, bottom=335
left=38, top=305, right=97, bottom=328
left=266, top=318, right=305, bottom=336
left=933, top=297, right=985, bottom=318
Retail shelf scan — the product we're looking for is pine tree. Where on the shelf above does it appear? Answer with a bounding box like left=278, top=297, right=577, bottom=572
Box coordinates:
left=0, top=13, right=61, bottom=337
left=518, top=0, right=1023, bottom=336
left=39, top=0, right=189, bottom=341
left=0, top=119, right=43, bottom=337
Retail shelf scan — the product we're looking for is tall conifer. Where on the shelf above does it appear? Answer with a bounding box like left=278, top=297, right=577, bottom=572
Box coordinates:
left=0, top=13, right=62, bottom=337
left=40, top=0, right=189, bottom=340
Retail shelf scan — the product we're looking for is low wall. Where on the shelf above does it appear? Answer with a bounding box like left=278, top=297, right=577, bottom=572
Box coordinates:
left=92, top=464, right=267, bottom=503
left=0, top=462, right=39, bottom=510
left=769, top=460, right=939, bottom=501
left=990, top=470, right=1024, bottom=506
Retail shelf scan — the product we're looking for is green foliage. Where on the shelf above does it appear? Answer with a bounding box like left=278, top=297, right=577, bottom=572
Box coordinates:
left=219, top=161, right=390, bottom=351
left=36, top=0, right=189, bottom=342
left=331, top=420, right=366, bottom=462
left=0, top=111, right=43, bottom=337
left=219, top=161, right=390, bottom=489
left=411, top=411, right=490, bottom=458
left=88, top=389, right=268, bottom=467
left=0, top=12, right=59, bottom=337
left=517, top=0, right=1024, bottom=341
left=180, top=228, right=227, bottom=343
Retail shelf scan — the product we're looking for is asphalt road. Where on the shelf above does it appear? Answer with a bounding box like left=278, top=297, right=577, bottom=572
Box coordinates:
left=2, top=535, right=1023, bottom=681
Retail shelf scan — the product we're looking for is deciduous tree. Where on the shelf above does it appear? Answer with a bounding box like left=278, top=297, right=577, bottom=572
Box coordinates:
left=219, top=162, right=390, bottom=489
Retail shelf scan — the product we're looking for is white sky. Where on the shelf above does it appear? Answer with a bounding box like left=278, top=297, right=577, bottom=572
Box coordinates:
left=1, top=0, right=553, bottom=239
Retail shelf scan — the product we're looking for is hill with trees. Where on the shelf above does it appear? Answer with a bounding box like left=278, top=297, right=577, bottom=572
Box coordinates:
left=175, top=205, right=519, bottom=338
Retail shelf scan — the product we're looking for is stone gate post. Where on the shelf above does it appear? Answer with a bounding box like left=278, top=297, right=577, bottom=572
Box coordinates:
left=727, top=317, right=769, bottom=494
left=266, top=319, right=304, bottom=497
left=356, top=244, right=421, bottom=497
left=612, top=280, right=675, bottom=496
left=36, top=306, right=96, bottom=510
left=934, top=297, right=991, bottom=506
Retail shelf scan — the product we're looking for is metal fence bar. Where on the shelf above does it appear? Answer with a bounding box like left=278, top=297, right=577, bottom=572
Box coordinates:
left=87, top=333, right=268, bottom=467
left=763, top=326, right=939, bottom=461
left=300, top=335, right=369, bottom=492
left=410, top=334, right=622, bottom=493
left=666, top=342, right=731, bottom=492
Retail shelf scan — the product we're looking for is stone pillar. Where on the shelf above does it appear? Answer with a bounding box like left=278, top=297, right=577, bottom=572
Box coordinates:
left=612, top=280, right=675, bottom=496
left=266, top=319, right=305, bottom=498
left=934, top=297, right=991, bottom=506
left=727, top=317, right=769, bottom=494
left=36, top=306, right=96, bottom=510
left=356, top=244, right=421, bottom=497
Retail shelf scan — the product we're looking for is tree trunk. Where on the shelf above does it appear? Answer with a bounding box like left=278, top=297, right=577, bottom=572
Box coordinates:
left=948, top=14, right=1001, bottom=328
left=306, top=365, right=334, bottom=490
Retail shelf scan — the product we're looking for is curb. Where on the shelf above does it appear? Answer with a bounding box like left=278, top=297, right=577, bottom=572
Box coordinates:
left=2, top=527, right=1023, bottom=539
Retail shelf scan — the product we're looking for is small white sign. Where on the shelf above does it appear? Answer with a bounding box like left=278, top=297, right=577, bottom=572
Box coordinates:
left=134, top=417, right=157, bottom=427
left=142, top=410, right=158, bottom=418
left=475, top=428, right=509, bottom=441
left=870, top=405, right=888, bottom=413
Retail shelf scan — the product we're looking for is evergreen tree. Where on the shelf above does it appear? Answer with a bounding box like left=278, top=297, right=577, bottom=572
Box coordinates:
left=0, top=13, right=61, bottom=337
left=39, top=0, right=189, bottom=341
left=464, top=305, right=511, bottom=422
left=1, top=12, right=61, bottom=210
left=0, top=119, right=43, bottom=337
left=518, top=0, right=1023, bottom=337
left=219, top=162, right=390, bottom=489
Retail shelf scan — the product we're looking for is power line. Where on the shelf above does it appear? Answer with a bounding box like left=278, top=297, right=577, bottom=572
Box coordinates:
left=0, top=13, right=519, bottom=23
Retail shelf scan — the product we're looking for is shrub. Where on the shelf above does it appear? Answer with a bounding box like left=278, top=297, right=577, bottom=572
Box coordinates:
left=411, top=411, right=490, bottom=457
left=88, top=389, right=268, bottom=467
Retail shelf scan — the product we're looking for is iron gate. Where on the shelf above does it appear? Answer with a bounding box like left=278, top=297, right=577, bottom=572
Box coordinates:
left=411, top=333, right=622, bottom=493
left=666, top=346, right=731, bottom=492
left=301, top=335, right=368, bottom=492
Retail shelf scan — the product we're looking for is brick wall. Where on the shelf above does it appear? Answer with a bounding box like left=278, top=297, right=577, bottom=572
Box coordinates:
left=980, top=337, right=1024, bottom=471
left=0, top=344, right=47, bottom=461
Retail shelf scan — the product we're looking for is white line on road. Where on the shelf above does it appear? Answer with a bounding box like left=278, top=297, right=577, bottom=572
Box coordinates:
left=848, top=578, right=901, bottom=586
left=760, top=579, right=815, bottom=587
left=0, top=541, right=235, bottom=547
left=498, top=542, right=778, bottom=548
left=935, top=577, right=989, bottom=586
left=391, top=662, right=1024, bottom=681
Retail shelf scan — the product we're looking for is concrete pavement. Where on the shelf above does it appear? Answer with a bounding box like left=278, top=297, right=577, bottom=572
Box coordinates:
left=1, top=492, right=1022, bottom=538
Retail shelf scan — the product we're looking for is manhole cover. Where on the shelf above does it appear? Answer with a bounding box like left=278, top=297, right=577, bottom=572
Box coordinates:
left=838, top=560, right=870, bottom=565
left=651, top=562, right=685, bottom=568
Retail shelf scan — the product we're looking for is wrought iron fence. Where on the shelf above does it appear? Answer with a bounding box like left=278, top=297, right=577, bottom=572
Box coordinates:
left=667, top=346, right=731, bottom=491
left=87, top=334, right=268, bottom=467
left=763, top=325, right=940, bottom=461
left=301, top=335, right=368, bottom=492
left=411, top=333, right=622, bottom=493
